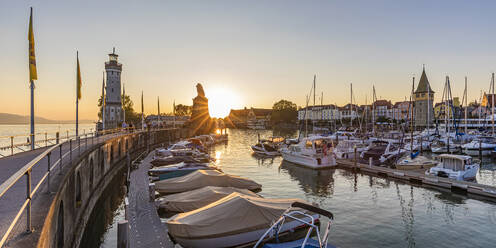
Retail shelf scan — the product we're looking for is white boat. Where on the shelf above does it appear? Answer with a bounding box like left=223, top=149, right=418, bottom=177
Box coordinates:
left=167, top=193, right=318, bottom=248
left=251, top=136, right=285, bottom=156
left=333, top=139, right=367, bottom=159
left=395, top=153, right=437, bottom=170
left=280, top=136, right=336, bottom=169
left=462, top=136, right=496, bottom=156
left=360, top=139, right=405, bottom=166
left=426, top=154, right=480, bottom=181
left=148, top=162, right=218, bottom=181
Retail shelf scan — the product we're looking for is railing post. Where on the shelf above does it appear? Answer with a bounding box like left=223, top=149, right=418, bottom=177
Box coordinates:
left=26, top=169, right=32, bottom=233
left=70, top=139, right=72, bottom=164
left=56, top=132, right=60, bottom=144
left=85, top=134, right=88, bottom=150
left=59, top=144, right=63, bottom=174
left=10, top=136, right=14, bottom=155
left=45, top=132, right=47, bottom=147
left=47, top=152, right=51, bottom=193
left=66, top=130, right=69, bottom=141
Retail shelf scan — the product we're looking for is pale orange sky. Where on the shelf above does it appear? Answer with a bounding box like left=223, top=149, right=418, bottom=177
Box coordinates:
left=1, top=1, right=495, bottom=120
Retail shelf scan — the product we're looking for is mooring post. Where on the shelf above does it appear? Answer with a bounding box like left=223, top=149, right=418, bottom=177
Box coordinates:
left=479, top=139, right=482, bottom=159
left=149, top=183, right=155, bottom=202
left=70, top=139, right=72, bottom=164
left=59, top=144, right=63, bottom=174
left=354, top=146, right=357, bottom=168
left=10, top=136, right=14, bottom=155
left=26, top=169, right=32, bottom=232
left=117, top=220, right=129, bottom=248
left=46, top=152, right=51, bottom=193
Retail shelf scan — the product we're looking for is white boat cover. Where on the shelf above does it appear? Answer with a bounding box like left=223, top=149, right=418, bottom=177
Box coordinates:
left=158, top=186, right=259, bottom=212
left=155, top=170, right=261, bottom=194
left=167, top=193, right=308, bottom=239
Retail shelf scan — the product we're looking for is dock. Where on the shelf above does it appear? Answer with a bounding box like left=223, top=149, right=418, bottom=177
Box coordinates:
left=336, top=159, right=496, bottom=202
left=127, top=150, right=174, bottom=248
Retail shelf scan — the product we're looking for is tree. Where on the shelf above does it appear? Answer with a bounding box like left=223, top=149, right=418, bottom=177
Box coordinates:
left=271, top=99, right=297, bottom=124
left=98, top=94, right=141, bottom=125
left=174, top=104, right=192, bottom=116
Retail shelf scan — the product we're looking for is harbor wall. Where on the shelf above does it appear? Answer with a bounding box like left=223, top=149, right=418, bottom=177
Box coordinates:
left=33, top=128, right=188, bottom=248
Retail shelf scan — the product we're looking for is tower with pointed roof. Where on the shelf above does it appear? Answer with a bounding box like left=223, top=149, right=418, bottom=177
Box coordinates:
left=104, top=48, right=123, bottom=129
left=414, top=66, right=434, bottom=128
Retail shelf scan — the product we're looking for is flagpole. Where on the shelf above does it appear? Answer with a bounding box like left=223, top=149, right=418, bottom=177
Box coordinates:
left=30, top=80, right=35, bottom=150
left=76, top=51, right=79, bottom=137
left=102, top=71, right=105, bottom=131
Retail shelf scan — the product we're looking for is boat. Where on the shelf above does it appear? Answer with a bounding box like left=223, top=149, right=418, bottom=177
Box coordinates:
left=359, top=139, right=405, bottom=166
left=148, top=162, right=219, bottom=181
left=395, top=153, right=437, bottom=170
left=157, top=186, right=259, bottom=213
left=254, top=202, right=336, bottom=248
left=155, top=170, right=262, bottom=194
left=425, top=154, right=480, bottom=181
left=166, top=193, right=319, bottom=248
left=195, top=135, right=215, bottom=147
left=333, top=139, right=367, bottom=159
left=462, top=136, right=496, bottom=156
left=280, top=136, right=336, bottom=169
left=430, top=138, right=462, bottom=153
left=251, top=136, right=285, bottom=156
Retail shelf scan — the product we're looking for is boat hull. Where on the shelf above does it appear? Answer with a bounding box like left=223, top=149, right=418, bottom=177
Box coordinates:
left=281, top=152, right=336, bottom=169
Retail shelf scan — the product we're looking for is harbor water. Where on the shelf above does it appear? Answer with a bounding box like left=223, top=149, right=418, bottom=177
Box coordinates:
left=94, top=128, right=496, bottom=248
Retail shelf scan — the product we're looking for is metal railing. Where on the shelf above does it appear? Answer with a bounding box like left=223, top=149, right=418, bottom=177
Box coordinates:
left=0, top=126, right=175, bottom=247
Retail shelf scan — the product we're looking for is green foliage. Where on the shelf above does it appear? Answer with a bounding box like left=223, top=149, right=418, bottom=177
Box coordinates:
left=174, top=104, right=192, bottom=116
left=271, top=99, right=297, bottom=124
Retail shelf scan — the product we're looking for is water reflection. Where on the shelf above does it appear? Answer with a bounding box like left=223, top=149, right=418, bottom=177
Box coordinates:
left=251, top=153, right=276, bottom=166
left=279, top=161, right=335, bottom=197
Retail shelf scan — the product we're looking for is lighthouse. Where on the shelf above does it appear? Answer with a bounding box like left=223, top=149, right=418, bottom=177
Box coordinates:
left=104, top=48, right=123, bottom=129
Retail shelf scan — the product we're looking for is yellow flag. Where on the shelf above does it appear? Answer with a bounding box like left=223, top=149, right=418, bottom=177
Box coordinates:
left=76, top=52, right=82, bottom=100
left=28, top=7, right=37, bottom=80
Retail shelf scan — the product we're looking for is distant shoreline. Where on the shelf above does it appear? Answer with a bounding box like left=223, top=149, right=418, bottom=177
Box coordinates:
left=0, top=113, right=94, bottom=125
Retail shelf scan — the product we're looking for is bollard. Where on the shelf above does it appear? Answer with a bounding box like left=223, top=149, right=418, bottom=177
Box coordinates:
left=149, top=183, right=155, bottom=202
left=59, top=145, right=63, bottom=174
left=10, top=136, right=14, bottom=155
left=47, top=152, right=51, bottom=193
left=70, top=139, right=72, bottom=163
left=354, top=147, right=357, bottom=168
left=479, top=139, right=482, bottom=159
left=117, top=220, right=129, bottom=248
left=369, top=157, right=373, bottom=167
left=56, top=132, right=60, bottom=144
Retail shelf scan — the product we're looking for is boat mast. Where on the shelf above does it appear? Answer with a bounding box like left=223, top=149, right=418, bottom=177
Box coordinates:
left=492, top=73, right=495, bottom=136
left=372, top=85, right=376, bottom=134
left=350, top=83, right=353, bottom=128
left=464, top=76, right=468, bottom=134
left=427, top=76, right=430, bottom=136
left=410, top=77, right=415, bottom=153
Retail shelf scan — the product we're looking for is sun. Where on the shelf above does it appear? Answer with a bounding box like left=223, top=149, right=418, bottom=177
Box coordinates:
left=207, top=87, right=242, bottom=118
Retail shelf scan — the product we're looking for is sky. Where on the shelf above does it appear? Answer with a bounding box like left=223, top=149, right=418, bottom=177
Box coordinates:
left=1, top=0, right=496, bottom=120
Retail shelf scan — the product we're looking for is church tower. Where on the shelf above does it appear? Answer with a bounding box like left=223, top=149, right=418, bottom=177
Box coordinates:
left=104, top=48, right=123, bottom=129
left=414, top=67, right=434, bottom=128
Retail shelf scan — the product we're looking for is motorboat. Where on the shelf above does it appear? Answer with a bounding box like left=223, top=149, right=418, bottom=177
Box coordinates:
left=254, top=202, right=336, bottom=248
left=166, top=193, right=318, bottom=248
left=462, top=136, right=496, bottom=156
left=430, top=138, right=462, bottom=153
left=157, top=186, right=259, bottom=213
left=359, top=140, right=405, bottom=166
left=251, top=136, right=285, bottom=156
left=148, top=162, right=219, bottom=181
left=333, top=139, right=367, bottom=159
left=195, top=135, right=215, bottom=147
left=403, top=137, right=431, bottom=152
left=155, top=170, right=262, bottom=194
left=280, top=136, right=336, bottom=169
left=395, top=152, right=437, bottom=170
left=426, top=154, right=480, bottom=181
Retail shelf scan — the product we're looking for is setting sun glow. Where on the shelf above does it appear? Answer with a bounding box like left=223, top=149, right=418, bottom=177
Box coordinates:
left=207, top=88, right=242, bottom=118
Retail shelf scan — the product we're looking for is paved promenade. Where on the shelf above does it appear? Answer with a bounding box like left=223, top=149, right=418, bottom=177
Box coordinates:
left=127, top=151, right=174, bottom=248
left=0, top=133, right=120, bottom=246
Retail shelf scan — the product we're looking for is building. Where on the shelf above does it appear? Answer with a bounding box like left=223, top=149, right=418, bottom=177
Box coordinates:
left=103, top=48, right=123, bottom=129
left=372, top=100, right=393, bottom=120
left=227, top=107, right=272, bottom=128
left=434, top=97, right=460, bottom=119
left=297, top=105, right=340, bottom=122
left=338, top=104, right=361, bottom=120
left=414, top=67, right=434, bottom=127
left=145, top=115, right=189, bottom=127
left=391, top=101, right=410, bottom=121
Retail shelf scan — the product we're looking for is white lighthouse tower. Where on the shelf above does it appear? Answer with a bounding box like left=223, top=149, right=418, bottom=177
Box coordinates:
left=104, top=48, right=123, bottom=129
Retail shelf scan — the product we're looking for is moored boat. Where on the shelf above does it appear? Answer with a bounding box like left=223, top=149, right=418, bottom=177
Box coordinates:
left=425, top=154, right=480, bottom=181
left=148, top=162, right=219, bottom=181
left=280, top=136, right=336, bottom=169
left=167, top=193, right=318, bottom=248
left=462, top=136, right=496, bottom=156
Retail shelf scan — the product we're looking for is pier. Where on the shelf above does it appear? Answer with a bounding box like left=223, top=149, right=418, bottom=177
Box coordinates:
left=336, top=159, right=496, bottom=202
